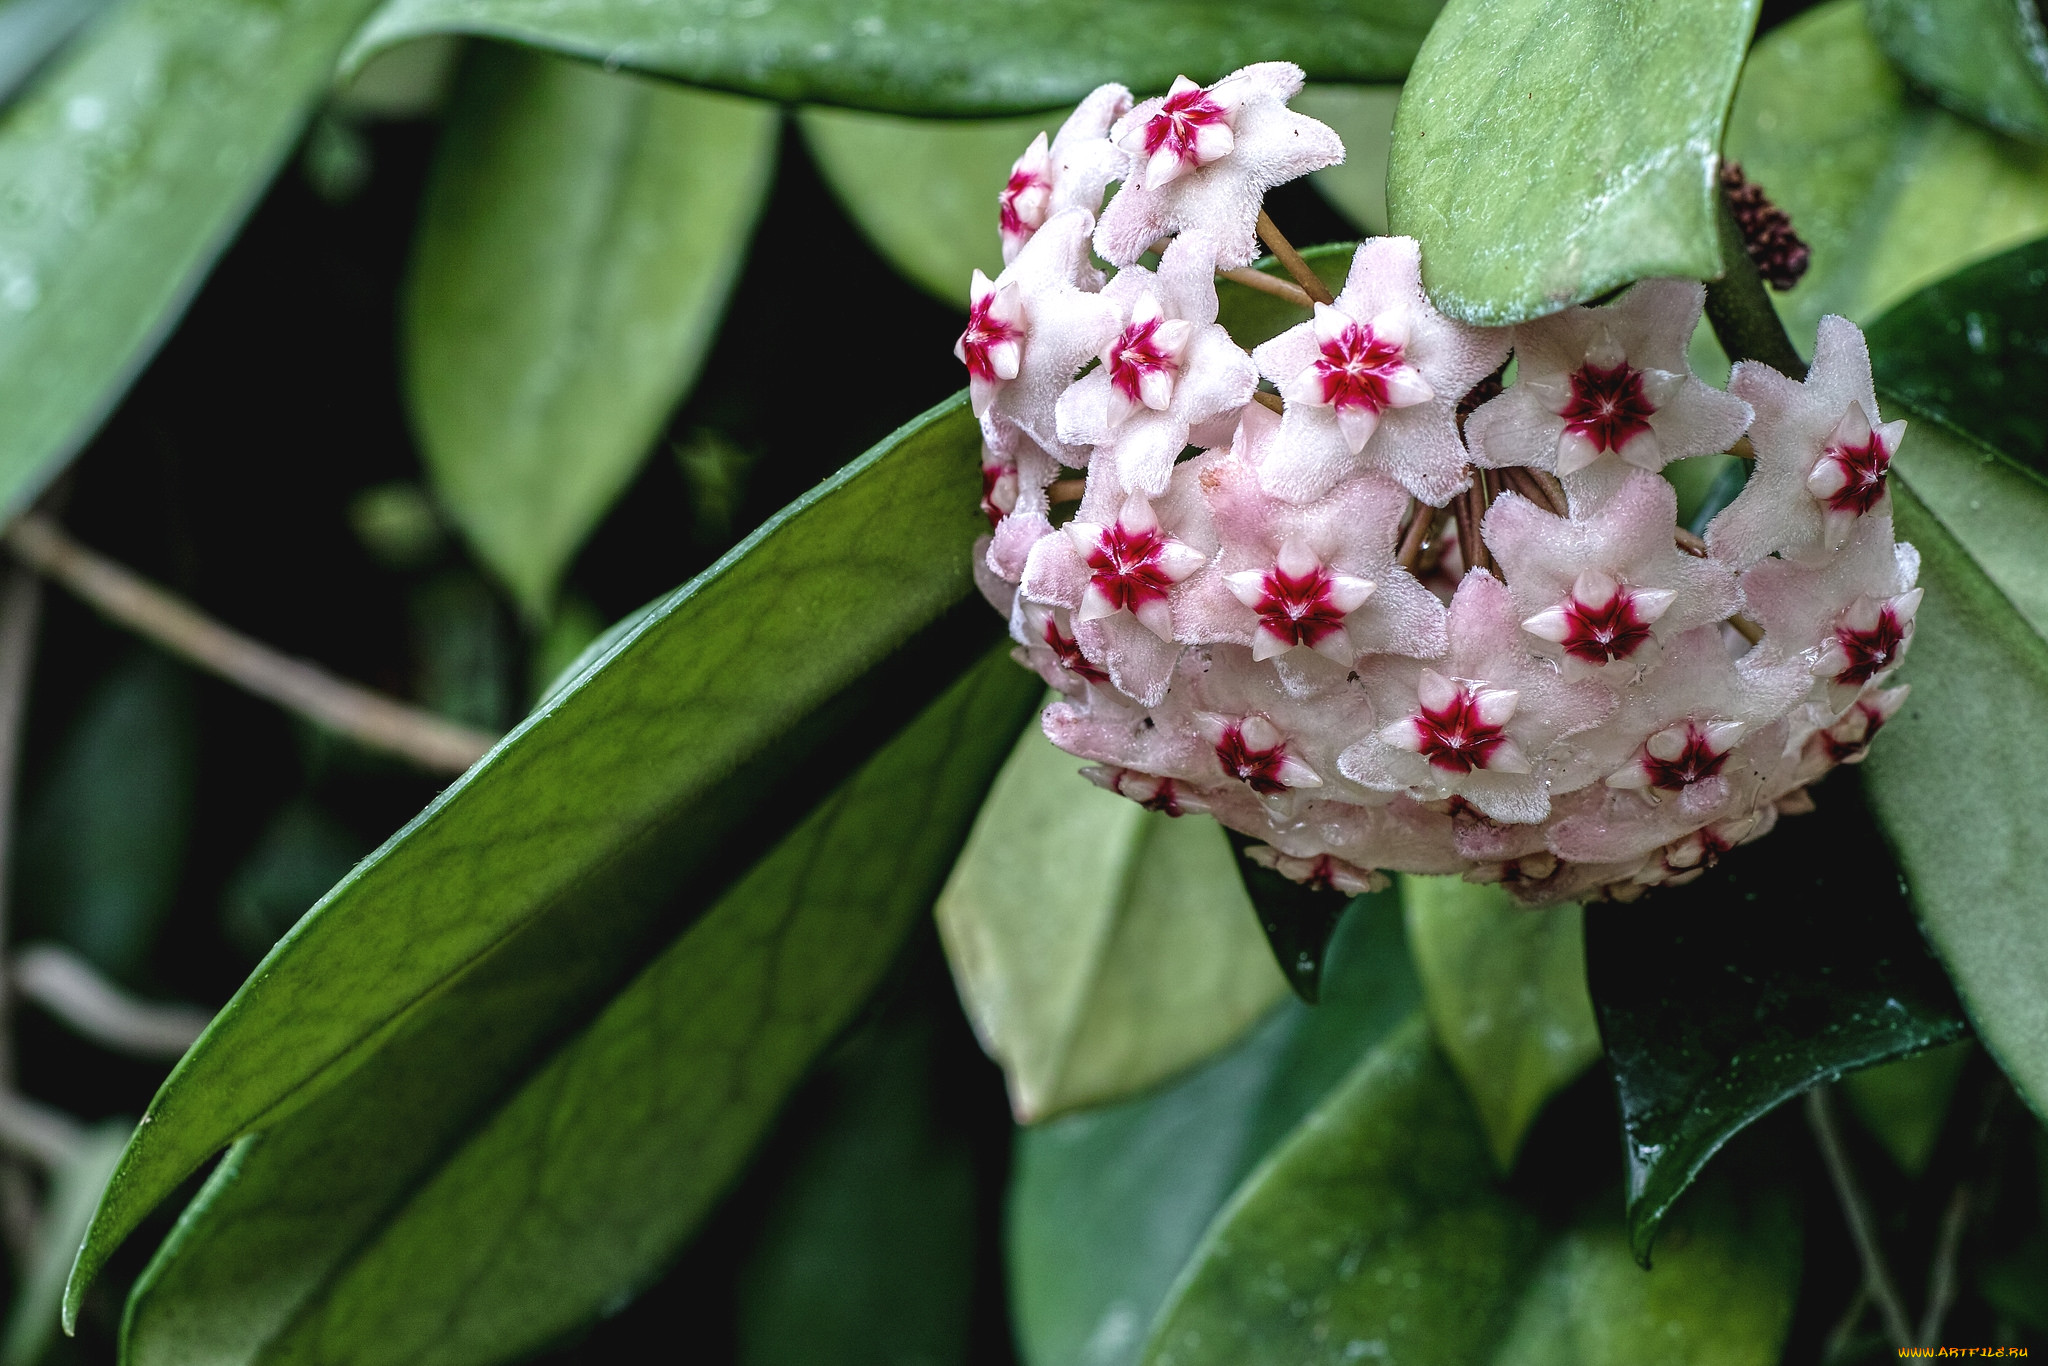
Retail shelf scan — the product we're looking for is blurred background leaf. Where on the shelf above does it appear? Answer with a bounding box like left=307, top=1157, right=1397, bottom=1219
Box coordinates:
left=1866, top=0, right=2048, bottom=146
left=405, top=44, right=778, bottom=618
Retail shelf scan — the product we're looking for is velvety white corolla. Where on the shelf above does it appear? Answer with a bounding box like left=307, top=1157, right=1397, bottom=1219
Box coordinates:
left=1054, top=232, right=1255, bottom=496
left=1707, top=315, right=1906, bottom=567
left=1739, top=511, right=1921, bottom=709
left=1465, top=279, right=1753, bottom=506
left=1251, top=237, right=1509, bottom=505
left=1000, top=83, right=1132, bottom=263
left=1094, top=63, right=1344, bottom=269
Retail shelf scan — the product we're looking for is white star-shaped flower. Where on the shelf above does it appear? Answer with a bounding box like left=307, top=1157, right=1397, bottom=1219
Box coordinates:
left=1093, top=62, right=1345, bottom=269
left=1250, top=237, right=1509, bottom=505
left=1000, top=83, right=1132, bottom=263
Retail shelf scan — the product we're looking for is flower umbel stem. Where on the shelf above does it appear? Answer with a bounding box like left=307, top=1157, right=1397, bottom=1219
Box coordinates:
left=1806, top=1085, right=1913, bottom=1352
left=1704, top=187, right=1808, bottom=378
left=1217, top=265, right=1313, bottom=308
left=1255, top=209, right=1336, bottom=305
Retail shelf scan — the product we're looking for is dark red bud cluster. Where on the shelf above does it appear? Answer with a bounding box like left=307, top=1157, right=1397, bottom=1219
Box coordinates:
left=1720, top=161, right=1812, bottom=292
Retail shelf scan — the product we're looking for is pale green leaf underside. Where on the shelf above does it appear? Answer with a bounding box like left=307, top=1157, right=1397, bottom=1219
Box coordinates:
left=1400, top=875, right=1601, bottom=1172
left=1387, top=0, right=1758, bottom=324
left=342, top=0, right=1444, bottom=116
left=1726, top=0, right=2048, bottom=351
left=1865, top=410, right=2048, bottom=1120
left=1867, top=0, right=2048, bottom=146
left=67, top=394, right=990, bottom=1323
left=0, top=0, right=383, bottom=523
left=407, top=45, right=779, bottom=617
left=936, top=720, right=1285, bottom=1123
left=124, top=649, right=1038, bottom=1366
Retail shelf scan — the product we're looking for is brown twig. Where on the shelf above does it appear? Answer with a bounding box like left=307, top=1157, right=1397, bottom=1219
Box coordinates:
left=1255, top=210, right=1336, bottom=306
left=12, top=944, right=210, bottom=1060
left=1048, top=478, right=1086, bottom=504
left=1729, top=436, right=1755, bottom=460
left=1251, top=389, right=1284, bottom=414
left=1806, top=1085, right=1914, bottom=1352
left=1496, top=466, right=1568, bottom=517
left=1217, top=266, right=1313, bottom=309
left=5, top=513, right=496, bottom=775
left=1674, top=527, right=1709, bottom=558
left=1728, top=614, right=1764, bottom=645
left=1917, top=1184, right=1970, bottom=1346
left=1396, top=500, right=1434, bottom=572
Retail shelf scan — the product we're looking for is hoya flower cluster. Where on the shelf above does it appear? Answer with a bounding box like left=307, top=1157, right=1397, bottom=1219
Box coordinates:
left=962, top=63, right=1918, bottom=906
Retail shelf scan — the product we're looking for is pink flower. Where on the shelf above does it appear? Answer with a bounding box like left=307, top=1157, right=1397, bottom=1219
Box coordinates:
left=1740, top=511, right=1922, bottom=708
left=1706, top=315, right=1908, bottom=566
left=1054, top=232, right=1256, bottom=496
left=1251, top=238, right=1509, bottom=505
left=1465, top=280, right=1753, bottom=506
left=999, top=84, right=1133, bottom=264
left=1243, top=845, right=1387, bottom=894
left=1094, top=63, right=1344, bottom=269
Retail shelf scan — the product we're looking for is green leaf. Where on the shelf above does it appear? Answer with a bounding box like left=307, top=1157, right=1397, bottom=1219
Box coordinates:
left=0, top=0, right=114, bottom=108
left=1400, top=875, right=1601, bottom=1172
left=406, top=44, right=778, bottom=617
left=735, top=1000, right=979, bottom=1366
left=64, top=393, right=993, bottom=1326
left=1140, top=1019, right=1799, bottom=1366
left=1839, top=1041, right=1973, bottom=1175
left=1295, top=85, right=1401, bottom=236
left=18, top=648, right=194, bottom=983
left=342, top=0, right=1444, bottom=117
left=0, top=0, right=385, bottom=521
left=935, top=721, right=1285, bottom=1122
left=1008, top=894, right=1419, bottom=1366
left=1584, top=773, right=1968, bottom=1262
left=799, top=107, right=1039, bottom=307
left=1385, top=0, right=1758, bottom=325
left=122, top=647, right=1038, bottom=1366
left=1865, top=234, right=2048, bottom=466
left=1866, top=0, right=2048, bottom=145
left=220, top=800, right=372, bottom=961
left=1224, top=829, right=1355, bottom=1004
left=0, top=1122, right=126, bottom=1366
left=1724, top=0, right=2048, bottom=349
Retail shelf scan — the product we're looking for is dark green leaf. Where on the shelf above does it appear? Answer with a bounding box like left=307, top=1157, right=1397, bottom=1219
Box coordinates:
left=1867, top=0, right=2048, bottom=145
left=735, top=1001, right=978, bottom=1366
left=1866, top=234, right=2048, bottom=467
left=1386, top=0, right=1758, bottom=324
left=1224, top=829, right=1353, bottom=1003
left=1401, top=876, right=1601, bottom=1171
left=1008, top=895, right=1418, bottom=1366
left=65, top=393, right=993, bottom=1325
left=343, top=0, right=1443, bottom=117
left=1723, top=0, right=2048, bottom=352
left=1213, top=243, right=1353, bottom=351
left=935, top=722, right=1283, bottom=1122
left=0, top=0, right=385, bottom=521
left=1584, top=771, right=1969, bottom=1262
left=407, top=44, right=778, bottom=617
left=219, top=800, right=372, bottom=961
left=122, top=647, right=1038, bottom=1366
left=19, top=648, right=194, bottom=983
left=1839, top=1040, right=1972, bottom=1175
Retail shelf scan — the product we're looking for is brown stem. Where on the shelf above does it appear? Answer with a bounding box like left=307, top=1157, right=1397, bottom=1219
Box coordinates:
left=1251, top=389, right=1284, bottom=413
left=1917, top=1184, right=1970, bottom=1346
left=1048, top=477, right=1086, bottom=504
left=1217, top=266, right=1313, bottom=309
left=1806, top=1086, right=1914, bottom=1352
left=1497, top=466, right=1568, bottom=517
left=1674, top=527, right=1709, bottom=557
left=1729, top=435, right=1755, bottom=460
left=1395, top=500, right=1434, bottom=572
left=1728, top=614, right=1764, bottom=645
left=1256, top=210, right=1336, bottom=306
left=6, top=513, right=496, bottom=775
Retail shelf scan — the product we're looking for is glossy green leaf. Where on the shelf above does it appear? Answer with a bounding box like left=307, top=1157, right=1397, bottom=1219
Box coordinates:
left=122, top=647, right=1037, bottom=1366
left=1585, top=773, right=1968, bottom=1261
left=799, top=107, right=1040, bottom=307
left=1867, top=0, right=2048, bottom=145
left=406, top=44, right=778, bottom=617
left=65, top=393, right=994, bottom=1326
left=1724, top=0, right=2048, bottom=350
left=1386, top=0, right=1758, bottom=325
left=220, top=800, right=372, bottom=961
left=1840, top=1041, right=1973, bottom=1175
left=1224, top=830, right=1358, bottom=1003
left=1008, top=894, right=1419, bottom=1366
left=343, top=0, right=1443, bottom=117
left=1865, top=235, right=2048, bottom=466
left=0, top=1122, right=125, bottom=1366
left=1296, top=85, right=1401, bottom=236
left=18, top=649, right=194, bottom=984
left=735, top=1001, right=978, bottom=1366
left=1401, top=875, right=1601, bottom=1172
left=1141, top=1019, right=1798, bottom=1366
left=935, top=721, right=1285, bottom=1122
left=0, top=0, right=385, bottom=522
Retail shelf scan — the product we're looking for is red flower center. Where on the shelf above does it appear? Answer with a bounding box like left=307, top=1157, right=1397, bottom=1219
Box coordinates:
left=1310, top=320, right=1410, bottom=413
left=1641, top=723, right=1732, bottom=791
left=1557, top=589, right=1657, bottom=664
left=1084, top=521, right=1179, bottom=614
left=1831, top=605, right=1908, bottom=685
left=998, top=166, right=1049, bottom=238
left=1043, top=617, right=1109, bottom=685
left=1248, top=564, right=1349, bottom=650
left=980, top=457, right=1017, bottom=527
left=1108, top=316, right=1178, bottom=405
left=1820, top=700, right=1890, bottom=762
left=958, top=294, right=1021, bottom=383
left=1414, top=686, right=1511, bottom=775
left=1819, top=429, right=1893, bottom=515
left=1214, top=724, right=1294, bottom=795
left=1141, top=87, right=1231, bottom=168
left=1559, top=361, right=1657, bottom=455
